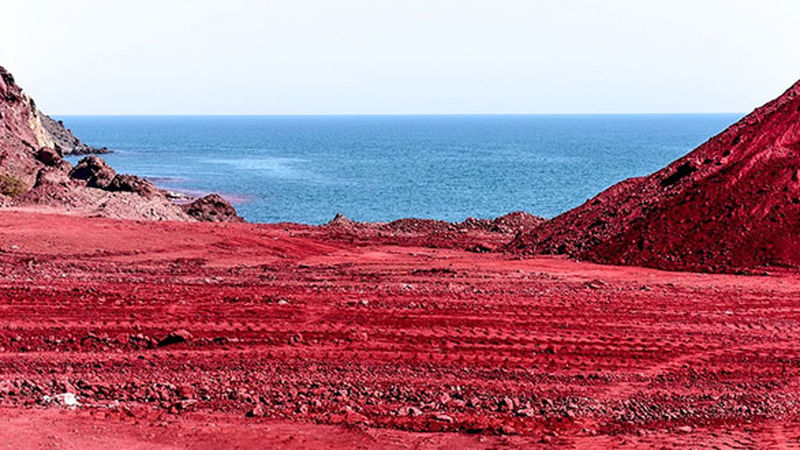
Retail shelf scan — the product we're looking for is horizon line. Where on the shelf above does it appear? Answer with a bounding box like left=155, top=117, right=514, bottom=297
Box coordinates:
left=51, top=111, right=746, bottom=117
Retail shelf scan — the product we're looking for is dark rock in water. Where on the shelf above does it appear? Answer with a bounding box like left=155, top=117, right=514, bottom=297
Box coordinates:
left=182, top=194, right=244, bottom=223
left=107, top=174, right=159, bottom=199
left=35, top=148, right=62, bottom=166
left=69, top=156, right=116, bottom=189
left=39, top=113, right=110, bottom=155
left=158, top=329, right=193, bottom=347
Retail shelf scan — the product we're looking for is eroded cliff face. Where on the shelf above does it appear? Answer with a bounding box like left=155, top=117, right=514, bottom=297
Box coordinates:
left=39, top=114, right=109, bottom=155
left=0, top=65, right=241, bottom=222
left=510, top=79, right=800, bottom=273
left=0, top=67, right=54, bottom=196
left=0, top=71, right=54, bottom=149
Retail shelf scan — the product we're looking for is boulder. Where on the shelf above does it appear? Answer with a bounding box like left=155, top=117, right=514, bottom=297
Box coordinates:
left=35, top=147, right=62, bottom=166
left=42, top=392, right=80, bottom=408
left=69, top=156, right=116, bottom=189
left=158, top=329, right=193, bottom=347
left=34, top=167, right=71, bottom=187
left=107, top=174, right=159, bottom=199
left=182, top=194, right=244, bottom=223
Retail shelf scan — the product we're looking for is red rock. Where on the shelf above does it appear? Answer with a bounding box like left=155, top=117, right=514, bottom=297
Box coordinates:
left=35, top=148, right=62, bottom=166
left=157, top=330, right=193, bottom=347
left=69, top=156, right=116, bottom=189
left=182, top=194, right=244, bottom=223
left=245, top=406, right=264, bottom=417
left=176, top=386, right=195, bottom=400
left=397, top=406, right=423, bottom=417
left=106, top=174, right=159, bottom=199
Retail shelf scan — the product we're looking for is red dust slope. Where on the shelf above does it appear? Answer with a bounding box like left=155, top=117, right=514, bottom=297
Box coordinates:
left=4, top=211, right=800, bottom=447
left=510, top=79, right=800, bottom=273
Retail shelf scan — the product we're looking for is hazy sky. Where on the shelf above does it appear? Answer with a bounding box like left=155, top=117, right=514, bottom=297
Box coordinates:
left=1, top=0, right=799, bottom=115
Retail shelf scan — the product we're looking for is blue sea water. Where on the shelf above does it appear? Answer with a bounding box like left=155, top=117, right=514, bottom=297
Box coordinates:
left=59, top=115, right=739, bottom=224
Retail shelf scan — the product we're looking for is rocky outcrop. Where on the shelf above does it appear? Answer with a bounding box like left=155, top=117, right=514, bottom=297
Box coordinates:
left=39, top=114, right=109, bottom=155
left=0, top=66, right=56, bottom=193
left=0, top=65, right=242, bottom=222
left=182, top=194, right=244, bottom=222
left=69, top=156, right=116, bottom=188
left=35, top=147, right=63, bottom=167
left=69, top=156, right=159, bottom=198
left=509, top=78, right=800, bottom=273
left=106, top=174, right=159, bottom=198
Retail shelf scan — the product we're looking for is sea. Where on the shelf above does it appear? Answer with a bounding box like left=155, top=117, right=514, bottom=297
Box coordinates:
left=59, top=114, right=740, bottom=224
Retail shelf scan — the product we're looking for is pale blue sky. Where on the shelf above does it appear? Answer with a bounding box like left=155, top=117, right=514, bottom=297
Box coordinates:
left=1, top=0, right=799, bottom=115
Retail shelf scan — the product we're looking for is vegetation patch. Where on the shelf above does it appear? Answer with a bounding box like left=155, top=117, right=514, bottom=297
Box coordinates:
left=0, top=173, right=27, bottom=198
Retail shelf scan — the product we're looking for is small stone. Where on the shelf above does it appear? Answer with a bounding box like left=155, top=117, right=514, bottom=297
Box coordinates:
left=433, top=414, right=454, bottom=423
left=499, top=425, right=518, bottom=435
left=158, top=330, right=192, bottom=347
left=245, top=405, right=264, bottom=417
left=177, top=385, right=195, bottom=399
left=397, top=406, right=423, bottom=417
left=43, top=393, right=80, bottom=408
left=517, top=408, right=536, bottom=417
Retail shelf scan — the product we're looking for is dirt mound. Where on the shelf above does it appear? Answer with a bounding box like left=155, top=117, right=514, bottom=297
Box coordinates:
left=327, top=212, right=358, bottom=228
left=509, top=78, right=800, bottom=273
left=491, top=211, right=545, bottom=233
left=322, top=212, right=544, bottom=250
left=383, top=218, right=455, bottom=233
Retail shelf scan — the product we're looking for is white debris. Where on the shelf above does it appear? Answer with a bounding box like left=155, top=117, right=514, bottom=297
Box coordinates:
left=43, top=393, right=80, bottom=408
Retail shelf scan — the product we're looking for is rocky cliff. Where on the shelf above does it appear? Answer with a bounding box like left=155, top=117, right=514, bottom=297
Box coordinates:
left=509, top=79, right=800, bottom=272
left=0, top=65, right=241, bottom=222
left=39, top=114, right=109, bottom=155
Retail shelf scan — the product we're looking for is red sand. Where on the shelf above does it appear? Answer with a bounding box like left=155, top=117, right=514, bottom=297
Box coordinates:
left=3, top=210, right=800, bottom=447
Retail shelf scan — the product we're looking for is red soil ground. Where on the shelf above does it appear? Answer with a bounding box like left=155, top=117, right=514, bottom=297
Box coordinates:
left=3, top=210, right=800, bottom=447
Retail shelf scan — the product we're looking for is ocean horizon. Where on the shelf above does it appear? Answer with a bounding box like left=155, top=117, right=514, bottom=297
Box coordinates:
left=60, top=113, right=741, bottom=224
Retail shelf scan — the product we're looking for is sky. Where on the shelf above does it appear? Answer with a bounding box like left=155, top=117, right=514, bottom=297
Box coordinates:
left=1, top=0, right=799, bottom=115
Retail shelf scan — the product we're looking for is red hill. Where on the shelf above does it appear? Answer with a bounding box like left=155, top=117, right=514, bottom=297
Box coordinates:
left=509, top=79, right=800, bottom=273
